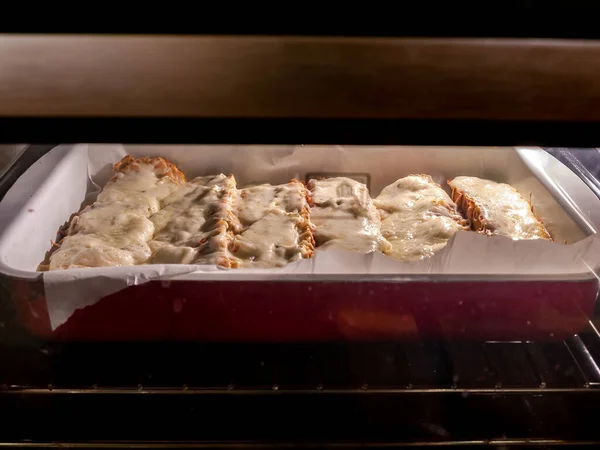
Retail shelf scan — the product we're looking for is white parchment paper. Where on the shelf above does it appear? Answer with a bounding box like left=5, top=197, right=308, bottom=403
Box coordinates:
left=1, top=144, right=599, bottom=330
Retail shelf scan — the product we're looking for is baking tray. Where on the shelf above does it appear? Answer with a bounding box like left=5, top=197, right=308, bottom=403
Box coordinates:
left=0, top=144, right=598, bottom=342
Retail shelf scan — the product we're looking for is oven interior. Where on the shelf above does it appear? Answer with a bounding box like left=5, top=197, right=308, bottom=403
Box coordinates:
left=3, top=32, right=600, bottom=448
left=0, top=146, right=599, bottom=448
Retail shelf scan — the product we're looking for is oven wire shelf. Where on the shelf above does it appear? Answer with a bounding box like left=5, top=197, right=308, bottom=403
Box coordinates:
left=3, top=328, right=600, bottom=446
left=3, top=324, right=600, bottom=394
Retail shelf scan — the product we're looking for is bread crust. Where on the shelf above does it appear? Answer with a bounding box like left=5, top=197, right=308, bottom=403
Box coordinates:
left=449, top=179, right=552, bottom=241
left=113, top=155, right=186, bottom=184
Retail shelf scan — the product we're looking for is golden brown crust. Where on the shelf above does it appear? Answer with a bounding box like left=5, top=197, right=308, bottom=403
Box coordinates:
left=450, top=187, right=487, bottom=234
left=213, top=174, right=241, bottom=268
left=292, top=179, right=316, bottom=259
left=113, top=155, right=186, bottom=184
left=450, top=184, right=552, bottom=241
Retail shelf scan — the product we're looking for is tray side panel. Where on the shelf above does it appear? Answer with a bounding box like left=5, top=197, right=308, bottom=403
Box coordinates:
left=52, top=279, right=598, bottom=342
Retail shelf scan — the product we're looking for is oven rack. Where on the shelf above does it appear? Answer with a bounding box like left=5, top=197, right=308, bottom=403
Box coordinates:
left=2, top=329, right=600, bottom=446
left=2, top=324, right=600, bottom=393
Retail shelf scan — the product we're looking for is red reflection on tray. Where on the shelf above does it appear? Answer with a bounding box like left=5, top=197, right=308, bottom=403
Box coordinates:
left=11, top=279, right=588, bottom=342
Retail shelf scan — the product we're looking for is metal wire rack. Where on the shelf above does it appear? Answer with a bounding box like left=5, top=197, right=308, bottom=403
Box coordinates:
left=3, top=327, right=600, bottom=394
left=2, top=331, right=600, bottom=447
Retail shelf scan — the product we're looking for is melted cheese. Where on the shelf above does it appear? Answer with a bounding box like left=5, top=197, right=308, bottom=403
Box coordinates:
left=232, top=209, right=305, bottom=267
left=96, top=167, right=179, bottom=213
left=148, top=174, right=239, bottom=266
left=232, top=181, right=312, bottom=268
left=374, top=175, right=467, bottom=261
left=48, top=235, right=139, bottom=269
left=49, top=163, right=182, bottom=270
left=237, top=183, right=305, bottom=225
left=449, top=176, right=550, bottom=240
left=308, top=177, right=391, bottom=254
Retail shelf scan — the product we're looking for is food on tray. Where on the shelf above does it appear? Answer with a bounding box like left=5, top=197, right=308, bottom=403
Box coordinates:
left=374, top=175, right=469, bottom=261
left=42, top=154, right=556, bottom=271
left=307, top=177, right=391, bottom=254
left=231, top=180, right=315, bottom=267
left=148, top=174, right=241, bottom=267
left=46, top=156, right=185, bottom=270
left=448, top=176, right=552, bottom=241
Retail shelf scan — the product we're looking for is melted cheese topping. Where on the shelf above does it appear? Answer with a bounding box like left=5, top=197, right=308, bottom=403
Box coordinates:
left=148, top=174, right=239, bottom=266
left=49, top=163, right=182, bottom=270
left=232, top=209, right=305, bottom=267
left=231, top=181, right=313, bottom=268
left=53, top=155, right=550, bottom=271
left=237, top=183, right=306, bottom=225
left=374, top=175, right=467, bottom=261
left=308, top=177, right=391, bottom=254
left=449, top=176, right=551, bottom=240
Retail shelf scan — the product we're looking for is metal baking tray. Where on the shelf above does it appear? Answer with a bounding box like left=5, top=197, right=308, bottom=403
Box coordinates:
left=0, top=144, right=598, bottom=342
